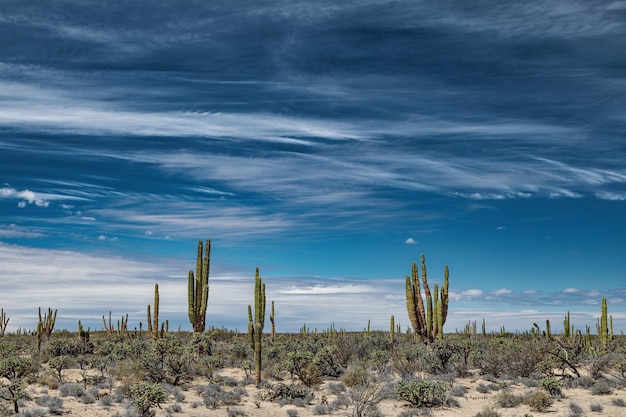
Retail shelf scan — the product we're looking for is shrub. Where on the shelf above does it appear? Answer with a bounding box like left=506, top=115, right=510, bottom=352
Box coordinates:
left=342, top=363, right=369, bottom=388
left=539, top=376, right=562, bottom=397
left=589, top=403, right=603, bottom=412
left=99, top=395, right=114, bottom=407
left=476, top=383, right=490, bottom=394
left=58, top=383, right=85, bottom=398
left=473, top=406, right=501, bottom=417
left=395, top=378, right=449, bottom=407
left=523, top=390, right=553, bottom=412
left=261, top=383, right=313, bottom=406
left=33, top=396, right=63, bottom=414
left=590, top=381, right=612, bottom=395
left=286, top=410, right=298, bottom=417
left=494, top=389, right=523, bottom=408
left=227, top=408, right=247, bottom=417
left=348, top=381, right=391, bottom=417
left=448, top=385, right=467, bottom=397
left=566, top=402, right=583, bottom=417
left=612, top=398, right=626, bottom=407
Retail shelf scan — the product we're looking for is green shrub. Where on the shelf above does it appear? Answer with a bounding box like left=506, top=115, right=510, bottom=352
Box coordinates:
left=539, top=376, right=562, bottom=397
left=395, top=378, right=449, bottom=407
left=523, top=390, right=553, bottom=412
left=494, top=389, right=523, bottom=408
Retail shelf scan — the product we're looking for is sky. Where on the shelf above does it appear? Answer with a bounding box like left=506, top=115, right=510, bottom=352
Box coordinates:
left=1, top=0, right=625, bottom=334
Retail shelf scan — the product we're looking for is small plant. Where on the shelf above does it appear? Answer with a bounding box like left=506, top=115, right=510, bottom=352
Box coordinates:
left=476, top=383, right=490, bottom=394
left=589, top=403, right=603, bottom=412
left=473, top=406, right=501, bottom=417
left=566, top=402, right=583, bottom=417
left=539, top=376, right=562, bottom=397
left=590, top=381, right=612, bottom=395
left=523, top=390, right=554, bottom=412
left=286, top=410, right=299, bottom=417
left=612, top=398, right=626, bottom=407
left=58, top=383, right=85, bottom=398
left=33, top=395, right=63, bottom=414
left=494, top=389, right=523, bottom=408
left=227, top=408, right=247, bottom=417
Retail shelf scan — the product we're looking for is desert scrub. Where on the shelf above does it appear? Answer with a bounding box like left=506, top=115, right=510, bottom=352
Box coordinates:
left=35, top=395, right=63, bottom=415
left=590, top=380, right=612, bottom=395
left=589, top=403, right=603, bottom=412
left=395, top=378, right=450, bottom=407
left=523, top=389, right=554, bottom=412
left=494, top=389, right=523, bottom=408
left=260, top=383, right=313, bottom=407
left=348, top=380, right=391, bottom=417
left=566, top=402, right=583, bottom=417
left=195, top=384, right=244, bottom=408
left=58, top=383, right=85, bottom=398
left=473, top=406, right=501, bottom=417
left=612, top=397, right=626, bottom=407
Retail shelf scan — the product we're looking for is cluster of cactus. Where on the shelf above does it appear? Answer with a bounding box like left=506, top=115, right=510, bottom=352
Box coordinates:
left=405, top=254, right=449, bottom=343
left=36, top=307, right=57, bottom=351
left=188, top=240, right=210, bottom=332
left=103, top=311, right=128, bottom=336
left=0, top=308, right=8, bottom=337
left=77, top=320, right=90, bottom=342
left=247, top=268, right=266, bottom=386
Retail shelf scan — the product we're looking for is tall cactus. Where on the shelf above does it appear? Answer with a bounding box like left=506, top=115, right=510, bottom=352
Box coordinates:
left=37, top=307, right=57, bottom=351
left=188, top=240, right=210, bottom=332
left=0, top=308, right=8, bottom=337
left=405, top=254, right=449, bottom=343
left=147, top=284, right=160, bottom=339
left=599, top=297, right=608, bottom=349
left=389, top=315, right=395, bottom=346
left=247, top=268, right=266, bottom=387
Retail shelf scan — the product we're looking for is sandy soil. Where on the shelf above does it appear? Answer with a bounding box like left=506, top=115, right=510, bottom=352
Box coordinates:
left=17, top=367, right=626, bottom=417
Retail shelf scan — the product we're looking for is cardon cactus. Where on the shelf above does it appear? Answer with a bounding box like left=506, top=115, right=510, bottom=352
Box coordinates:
left=188, top=240, right=210, bottom=332
left=405, top=254, right=449, bottom=343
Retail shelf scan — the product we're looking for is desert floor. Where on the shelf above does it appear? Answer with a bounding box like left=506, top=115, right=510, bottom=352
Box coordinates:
left=15, top=367, right=626, bottom=417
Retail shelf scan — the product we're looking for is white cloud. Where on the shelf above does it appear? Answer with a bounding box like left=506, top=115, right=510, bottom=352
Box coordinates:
left=1, top=187, right=49, bottom=208
left=404, top=238, right=417, bottom=244
left=492, top=288, right=512, bottom=296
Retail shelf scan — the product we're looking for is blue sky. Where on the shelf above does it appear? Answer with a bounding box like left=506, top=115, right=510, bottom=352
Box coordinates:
left=1, top=0, right=625, bottom=334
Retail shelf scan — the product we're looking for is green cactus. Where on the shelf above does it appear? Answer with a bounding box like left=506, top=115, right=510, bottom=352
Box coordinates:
left=564, top=311, right=572, bottom=337
left=269, top=300, right=275, bottom=341
left=390, top=315, right=395, bottom=345
left=545, top=319, right=551, bottom=339
left=600, top=297, right=608, bottom=349
left=78, top=321, right=90, bottom=342
left=103, top=311, right=128, bottom=336
left=147, top=284, right=161, bottom=339
left=188, top=240, right=210, bottom=332
left=247, top=268, right=266, bottom=386
left=405, top=254, right=449, bottom=343
left=0, top=308, right=8, bottom=337
left=36, top=307, right=57, bottom=351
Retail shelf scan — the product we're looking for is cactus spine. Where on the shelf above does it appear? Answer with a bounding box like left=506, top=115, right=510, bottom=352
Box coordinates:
left=247, top=268, right=266, bottom=386
left=405, top=254, right=449, bottom=343
left=147, top=284, right=161, bottom=339
left=188, top=240, right=210, bottom=332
